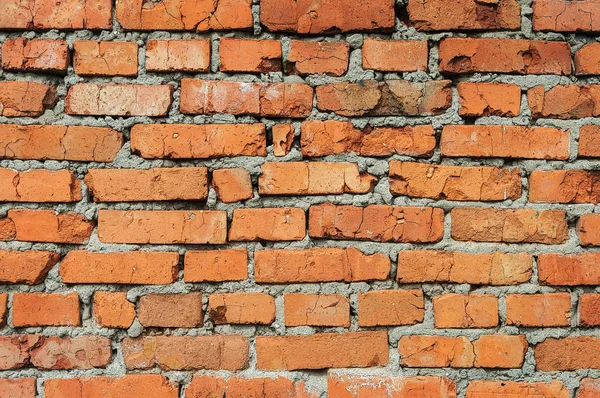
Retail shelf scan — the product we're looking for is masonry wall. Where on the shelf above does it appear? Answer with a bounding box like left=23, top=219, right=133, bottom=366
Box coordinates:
left=1, top=0, right=600, bottom=397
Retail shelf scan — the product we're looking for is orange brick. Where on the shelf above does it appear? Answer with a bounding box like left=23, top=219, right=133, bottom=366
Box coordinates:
left=533, top=0, right=600, bottom=32
left=185, top=375, right=318, bottom=398
left=506, top=293, right=571, bottom=327
left=220, top=38, right=281, bottom=73
left=256, top=331, right=389, bottom=370
left=539, top=253, right=600, bottom=286
left=146, top=39, right=210, bottom=72
left=458, top=82, right=521, bottom=117
left=3, top=209, right=93, bottom=244
left=578, top=378, right=600, bottom=398
left=0, top=169, right=81, bottom=203
left=212, top=168, right=253, bottom=203
left=98, top=210, right=227, bottom=244
left=579, top=125, right=600, bottom=157
left=0, top=293, right=7, bottom=327
left=529, top=85, right=600, bottom=119
left=2, top=38, right=68, bottom=73
left=535, top=337, right=600, bottom=371
left=433, top=294, right=498, bottom=328
left=358, top=290, right=424, bottom=327
left=389, top=161, right=521, bottom=201
left=288, top=41, right=350, bottom=76
left=60, top=251, right=179, bottom=285
left=12, top=293, right=80, bottom=327
left=0, top=250, right=59, bottom=285
left=580, top=294, right=600, bottom=326
left=284, top=294, right=350, bottom=327
left=229, top=208, right=306, bottom=241
left=272, top=124, right=295, bottom=156
left=45, top=375, right=178, bottom=398
left=93, top=292, right=135, bottom=329
left=139, top=293, right=203, bottom=328
left=329, top=374, right=457, bottom=398
left=208, top=293, right=275, bottom=325
left=73, top=41, right=138, bottom=76
left=466, top=380, right=569, bottom=398
left=362, top=39, right=428, bottom=72
left=530, top=170, right=600, bottom=204
left=309, top=203, right=444, bottom=243
left=0, top=378, right=36, bottom=398
left=28, top=335, right=111, bottom=370
left=184, top=249, right=248, bottom=282
left=579, top=214, right=600, bottom=245
left=575, top=43, right=600, bottom=75
left=0, top=81, right=57, bottom=117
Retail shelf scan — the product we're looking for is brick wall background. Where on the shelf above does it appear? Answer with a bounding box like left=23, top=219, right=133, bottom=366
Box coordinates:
left=1, top=0, right=600, bottom=396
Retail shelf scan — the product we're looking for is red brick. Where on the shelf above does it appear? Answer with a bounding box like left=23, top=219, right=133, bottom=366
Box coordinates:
left=0, top=0, right=112, bottom=30
left=146, top=39, right=211, bottom=72
left=0, top=169, right=81, bottom=202
left=439, top=38, right=571, bottom=75
left=122, top=335, right=249, bottom=371
left=60, top=251, right=179, bottom=285
left=73, top=41, right=138, bottom=76
left=578, top=378, right=600, bottom=398
left=580, top=294, right=600, bottom=326
left=529, top=85, right=600, bottom=119
left=2, top=209, right=93, bottom=244
left=184, top=249, right=248, bottom=282
left=466, top=380, right=569, bottom=398
left=185, top=375, right=318, bottom=398
left=29, top=335, right=111, bottom=370
left=288, top=41, right=350, bottom=76
left=328, top=374, right=457, bottom=398
left=12, top=292, right=80, bottom=327
left=272, top=124, right=295, bottom=156
left=45, top=375, right=179, bottom=398
left=309, top=203, right=444, bottom=243
left=0, top=81, right=57, bottom=117
left=139, top=293, right=203, bottom=328
left=116, top=0, right=253, bottom=31
left=441, top=125, right=570, bottom=160
left=220, top=38, right=282, bottom=73
left=389, top=162, right=521, bottom=201
left=0, top=125, right=123, bottom=162
left=0, top=335, right=39, bottom=369
left=433, top=294, right=498, bottom=328
left=259, top=162, right=377, bottom=195
left=579, top=214, right=600, bottom=246
left=93, top=292, right=135, bottom=328
left=229, top=208, right=306, bottom=241
left=408, top=0, right=520, bottom=31
left=538, top=253, right=600, bottom=286
left=575, top=43, right=600, bottom=75
left=180, top=79, right=313, bottom=118
left=451, top=208, right=568, bottom=244
left=0, top=250, right=59, bottom=285
left=530, top=170, right=600, bottom=204
left=284, top=294, right=350, bottom=327
left=66, top=84, right=173, bottom=116
left=0, top=293, right=7, bottom=327
left=362, top=39, right=428, bottom=72
left=458, top=82, right=521, bottom=117
left=301, top=121, right=436, bottom=157
left=256, top=331, right=389, bottom=370
left=535, top=337, right=600, bottom=371
left=579, top=125, right=600, bottom=157
left=506, top=293, right=571, bottom=327
left=98, top=210, right=227, bottom=244
left=316, top=80, right=452, bottom=117
left=212, top=168, right=253, bottom=203
left=2, top=38, right=68, bottom=73
left=130, top=123, right=266, bottom=159
left=397, top=251, right=532, bottom=285
left=260, top=0, right=395, bottom=33
left=533, top=0, right=600, bottom=32
left=208, top=293, right=275, bottom=325
left=358, top=290, right=424, bottom=327
left=0, top=378, right=36, bottom=398
left=254, top=248, right=390, bottom=283
left=85, top=168, right=208, bottom=202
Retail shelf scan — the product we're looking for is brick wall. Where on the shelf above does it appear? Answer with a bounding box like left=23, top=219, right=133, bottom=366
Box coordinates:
left=0, top=0, right=599, bottom=397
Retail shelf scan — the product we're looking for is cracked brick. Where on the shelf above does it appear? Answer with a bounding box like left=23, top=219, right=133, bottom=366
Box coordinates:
left=45, top=375, right=178, bottom=398
left=506, top=293, right=571, bottom=327
left=229, top=208, right=306, bottom=241
left=329, top=374, right=456, bottom=398
left=3, top=209, right=93, bottom=244
left=184, top=249, right=248, bottom=282
left=12, top=293, right=80, bottom=327
left=529, top=170, right=600, bottom=204
left=146, top=39, right=210, bottom=72
left=186, top=376, right=319, bottom=398
left=578, top=214, right=600, bottom=246
left=466, top=381, right=569, bottom=398
left=73, top=41, right=138, bottom=76
left=208, top=293, right=275, bottom=325
left=539, top=253, right=600, bottom=286
left=0, top=169, right=81, bottom=203
left=219, top=38, right=282, bottom=73
left=457, top=82, right=521, bottom=117
left=534, top=337, right=600, bottom=371
left=358, top=290, right=424, bottom=327
left=533, top=0, right=600, bottom=32
left=579, top=125, right=600, bottom=157
left=93, top=292, right=135, bottom=329
left=272, top=124, right=295, bottom=156
left=0, top=250, right=59, bottom=285
left=212, top=168, right=253, bottom=203
left=0, top=81, right=57, bottom=117
left=2, top=38, right=68, bottom=73
left=528, top=84, right=600, bottom=119
left=433, top=294, right=498, bottom=328
left=284, top=293, right=350, bottom=327
left=575, top=43, right=600, bottom=75
left=287, top=41, right=350, bottom=76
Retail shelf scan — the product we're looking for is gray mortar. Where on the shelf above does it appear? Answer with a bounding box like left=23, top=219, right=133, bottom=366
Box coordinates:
left=2, top=0, right=600, bottom=396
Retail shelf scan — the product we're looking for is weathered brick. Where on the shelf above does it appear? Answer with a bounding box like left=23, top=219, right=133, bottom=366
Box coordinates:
left=208, top=293, right=275, bottom=325
left=259, top=162, right=377, bottom=195
left=229, top=208, right=306, bottom=241
left=0, top=335, right=38, bottom=369
left=272, top=124, right=295, bottom=156
left=580, top=294, right=600, bottom=327
left=535, top=337, right=600, bottom=371
left=116, top=0, right=253, bottom=31
left=284, top=294, right=350, bottom=327
left=389, top=162, right=521, bottom=201
left=358, top=290, right=424, bottom=327
left=98, top=210, right=227, bottom=244
left=329, top=374, right=457, bottom=398
left=185, top=376, right=318, bottom=398
left=0, top=125, right=123, bottom=162
left=184, top=249, right=248, bottom=282
left=316, top=80, right=452, bottom=117
left=29, top=336, right=111, bottom=370
left=538, top=253, right=600, bottom=286
left=0, top=169, right=81, bottom=202
left=2, top=209, right=93, bottom=244
left=575, top=43, right=600, bottom=75
left=212, top=168, right=254, bottom=203
left=60, top=251, right=179, bottom=285
left=139, top=293, right=203, bottom=328
left=220, top=38, right=282, bottom=73
left=529, top=85, right=600, bottom=119
left=362, top=39, right=428, bottom=72
left=441, top=125, right=570, bottom=160
left=85, top=168, right=208, bottom=202
left=533, top=0, right=600, bottom=32
left=146, top=39, right=210, bottom=72
left=309, top=203, right=444, bottom=243
left=466, top=380, right=569, bottom=398
left=73, top=41, right=138, bottom=76
left=45, top=375, right=179, bottom=398
left=260, top=0, right=395, bottom=33
left=122, top=335, right=249, bottom=371
left=451, top=208, right=568, bottom=244
left=254, top=248, right=390, bottom=283
left=93, top=292, right=135, bottom=329
left=13, top=292, right=80, bottom=327
left=579, top=214, right=600, bottom=246
left=407, top=0, right=520, bottom=31
left=0, top=81, right=57, bottom=117
left=530, top=170, right=600, bottom=204
left=458, top=82, right=521, bottom=117
left=0, top=250, right=59, bottom=285
left=256, top=331, right=389, bottom=370
left=439, top=39, right=571, bottom=75
left=2, top=38, right=68, bottom=73
left=0, top=293, right=7, bottom=327
left=506, top=293, right=571, bottom=327
left=65, top=84, right=173, bottom=116
left=301, top=121, right=436, bottom=157
left=578, top=379, right=600, bottom=398
left=0, top=378, right=36, bottom=398
left=579, top=125, right=600, bottom=157
left=288, top=41, right=350, bottom=76
left=180, top=80, right=313, bottom=118
left=131, top=123, right=266, bottom=159
left=433, top=294, right=498, bottom=328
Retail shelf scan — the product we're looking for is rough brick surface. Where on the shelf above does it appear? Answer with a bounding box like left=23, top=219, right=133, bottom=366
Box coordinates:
left=0, top=81, right=57, bottom=116
left=146, top=39, right=211, bottom=72
left=457, top=82, right=521, bottom=117
left=288, top=41, right=350, bottom=76
left=73, top=41, right=138, bottom=76
left=506, top=293, right=572, bottom=327
left=285, top=293, right=350, bottom=327
left=2, top=38, right=69, bottom=73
